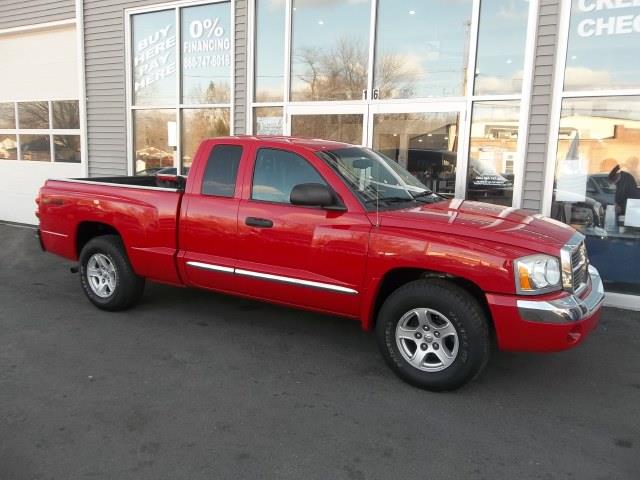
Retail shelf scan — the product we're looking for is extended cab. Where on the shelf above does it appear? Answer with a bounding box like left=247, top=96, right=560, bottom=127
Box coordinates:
left=37, top=137, right=605, bottom=390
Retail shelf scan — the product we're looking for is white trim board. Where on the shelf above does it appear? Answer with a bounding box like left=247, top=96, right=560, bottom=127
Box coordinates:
left=0, top=19, right=76, bottom=37
left=604, top=293, right=640, bottom=312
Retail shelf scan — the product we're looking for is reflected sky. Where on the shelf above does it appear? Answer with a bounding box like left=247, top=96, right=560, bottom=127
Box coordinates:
left=182, top=2, right=232, bottom=104
left=566, top=0, right=640, bottom=90
left=132, top=9, right=176, bottom=106
left=255, top=0, right=285, bottom=101
left=375, top=0, right=472, bottom=98
left=291, top=0, right=371, bottom=101
left=474, top=0, right=530, bottom=95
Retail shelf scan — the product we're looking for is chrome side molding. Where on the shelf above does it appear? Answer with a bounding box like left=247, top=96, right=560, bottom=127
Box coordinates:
left=186, top=261, right=358, bottom=295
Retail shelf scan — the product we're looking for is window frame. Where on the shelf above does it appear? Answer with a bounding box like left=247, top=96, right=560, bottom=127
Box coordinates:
left=245, top=0, right=539, bottom=209
left=249, top=146, right=330, bottom=207
left=124, top=0, right=236, bottom=176
left=543, top=0, right=640, bottom=309
left=543, top=0, right=640, bottom=218
left=0, top=99, right=81, bottom=163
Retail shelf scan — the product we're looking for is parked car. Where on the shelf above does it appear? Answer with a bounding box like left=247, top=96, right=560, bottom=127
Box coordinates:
left=36, top=137, right=604, bottom=391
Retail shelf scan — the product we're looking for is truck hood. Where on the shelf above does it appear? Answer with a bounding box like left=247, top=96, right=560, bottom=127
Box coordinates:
left=370, top=199, right=575, bottom=256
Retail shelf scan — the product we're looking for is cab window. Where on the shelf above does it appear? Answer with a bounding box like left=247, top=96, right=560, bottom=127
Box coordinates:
left=201, top=145, right=243, bottom=197
left=251, top=148, right=326, bottom=204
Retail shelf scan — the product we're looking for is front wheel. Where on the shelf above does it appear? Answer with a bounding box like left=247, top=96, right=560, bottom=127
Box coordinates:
left=376, top=279, right=490, bottom=391
left=79, top=235, right=145, bottom=311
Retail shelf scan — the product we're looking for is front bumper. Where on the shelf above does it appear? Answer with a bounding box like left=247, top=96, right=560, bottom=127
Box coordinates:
left=487, top=266, right=605, bottom=352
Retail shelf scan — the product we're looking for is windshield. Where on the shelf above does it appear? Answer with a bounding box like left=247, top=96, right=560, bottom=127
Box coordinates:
left=317, top=147, right=444, bottom=210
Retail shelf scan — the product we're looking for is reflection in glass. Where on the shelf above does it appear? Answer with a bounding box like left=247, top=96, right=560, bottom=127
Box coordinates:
left=252, top=148, right=326, bottom=204
left=474, top=0, right=529, bottom=95
left=181, top=108, right=230, bottom=169
left=134, top=109, right=175, bottom=174
left=132, top=10, right=177, bottom=106
left=54, top=135, right=81, bottom=163
left=291, top=114, right=363, bottom=145
left=20, top=134, right=50, bottom=161
left=182, top=2, right=232, bottom=104
left=552, top=96, right=640, bottom=295
left=565, top=2, right=640, bottom=91
left=373, top=112, right=459, bottom=197
left=52, top=101, right=80, bottom=129
left=0, top=135, right=18, bottom=160
left=254, top=107, right=283, bottom=135
left=375, top=0, right=472, bottom=99
left=18, top=102, right=49, bottom=129
left=290, top=0, right=371, bottom=101
left=255, top=0, right=285, bottom=102
left=467, top=101, right=520, bottom=206
left=0, top=103, right=15, bottom=129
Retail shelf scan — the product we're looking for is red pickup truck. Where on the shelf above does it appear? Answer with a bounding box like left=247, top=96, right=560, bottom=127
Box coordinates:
left=37, top=136, right=605, bottom=390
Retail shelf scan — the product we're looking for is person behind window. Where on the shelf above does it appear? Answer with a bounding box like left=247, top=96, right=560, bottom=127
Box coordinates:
left=608, top=164, right=640, bottom=215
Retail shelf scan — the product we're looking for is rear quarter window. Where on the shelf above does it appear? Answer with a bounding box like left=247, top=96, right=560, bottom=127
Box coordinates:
left=201, top=145, right=243, bottom=197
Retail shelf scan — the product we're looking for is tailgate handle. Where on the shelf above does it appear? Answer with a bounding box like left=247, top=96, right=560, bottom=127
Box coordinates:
left=245, top=217, right=273, bottom=228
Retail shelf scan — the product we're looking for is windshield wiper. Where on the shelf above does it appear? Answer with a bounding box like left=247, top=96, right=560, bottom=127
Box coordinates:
left=409, top=190, right=444, bottom=203
left=364, top=196, right=416, bottom=205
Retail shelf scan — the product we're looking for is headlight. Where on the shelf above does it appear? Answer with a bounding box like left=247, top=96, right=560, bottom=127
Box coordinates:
left=514, top=254, right=562, bottom=295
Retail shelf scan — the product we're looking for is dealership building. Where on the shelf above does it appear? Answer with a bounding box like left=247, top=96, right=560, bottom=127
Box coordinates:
left=1, top=0, right=639, bottom=308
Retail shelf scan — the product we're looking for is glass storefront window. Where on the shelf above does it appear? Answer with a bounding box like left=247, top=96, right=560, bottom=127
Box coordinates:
left=290, top=114, right=363, bottom=144
left=290, top=0, right=371, bottom=101
left=52, top=101, right=80, bottom=129
left=130, top=4, right=233, bottom=174
left=0, top=135, right=18, bottom=160
left=254, top=0, right=285, bottom=102
left=134, top=109, right=175, bottom=174
left=254, top=107, right=283, bottom=135
left=551, top=96, right=640, bottom=294
left=474, top=0, right=529, bottom=95
left=18, top=102, right=49, bottom=129
left=372, top=112, right=459, bottom=197
left=0, top=103, right=15, bottom=129
left=20, top=134, right=50, bottom=161
left=54, top=135, right=81, bottom=163
left=132, top=10, right=177, bottom=106
left=374, top=0, right=473, bottom=99
left=181, top=108, right=230, bottom=170
left=565, top=1, right=640, bottom=91
left=181, top=2, right=232, bottom=104
left=467, top=101, right=520, bottom=206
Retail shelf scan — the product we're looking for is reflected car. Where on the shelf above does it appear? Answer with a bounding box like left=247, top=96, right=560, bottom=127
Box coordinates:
left=552, top=190, right=604, bottom=229
left=136, top=167, right=189, bottom=176
left=587, top=174, right=616, bottom=208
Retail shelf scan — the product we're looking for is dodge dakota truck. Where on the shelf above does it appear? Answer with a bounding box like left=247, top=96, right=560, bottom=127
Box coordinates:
left=36, top=136, right=605, bottom=391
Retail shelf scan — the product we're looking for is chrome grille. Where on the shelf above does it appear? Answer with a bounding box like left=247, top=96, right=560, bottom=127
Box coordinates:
left=571, top=241, right=589, bottom=294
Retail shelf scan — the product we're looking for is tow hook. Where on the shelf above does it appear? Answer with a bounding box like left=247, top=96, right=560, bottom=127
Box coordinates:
left=70, top=266, right=79, bottom=274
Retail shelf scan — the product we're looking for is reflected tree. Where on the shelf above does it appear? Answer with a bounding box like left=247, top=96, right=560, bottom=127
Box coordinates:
left=292, top=36, right=419, bottom=101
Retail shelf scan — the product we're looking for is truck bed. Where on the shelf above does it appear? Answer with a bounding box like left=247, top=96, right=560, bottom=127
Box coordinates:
left=37, top=176, right=185, bottom=286
left=58, top=175, right=186, bottom=191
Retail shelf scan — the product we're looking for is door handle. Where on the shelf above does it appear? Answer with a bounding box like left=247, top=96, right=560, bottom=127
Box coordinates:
left=245, top=217, right=274, bottom=228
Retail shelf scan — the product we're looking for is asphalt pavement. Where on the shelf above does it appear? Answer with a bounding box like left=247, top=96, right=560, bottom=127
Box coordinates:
left=0, top=222, right=639, bottom=479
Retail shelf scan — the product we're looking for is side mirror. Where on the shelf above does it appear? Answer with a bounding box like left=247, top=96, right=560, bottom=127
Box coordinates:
left=290, top=183, right=345, bottom=211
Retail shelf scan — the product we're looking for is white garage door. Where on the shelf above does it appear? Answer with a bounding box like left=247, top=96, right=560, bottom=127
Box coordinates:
left=0, top=23, right=83, bottom=225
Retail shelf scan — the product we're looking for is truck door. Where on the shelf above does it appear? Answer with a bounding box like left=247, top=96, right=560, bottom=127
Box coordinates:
left=178, top=143, right=245, bottom=293
left=235, top=147, right=371, bottom=318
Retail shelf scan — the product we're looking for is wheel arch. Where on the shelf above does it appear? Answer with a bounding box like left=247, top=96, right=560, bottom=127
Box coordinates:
left=76, top=221, right=122, bottom=258
left=365, top=267, right=495, bottom=338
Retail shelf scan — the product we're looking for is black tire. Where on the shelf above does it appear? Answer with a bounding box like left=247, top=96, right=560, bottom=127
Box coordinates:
left=79, top=235, right=145, bottom=311
left=376, top=279, right=490, bottom=391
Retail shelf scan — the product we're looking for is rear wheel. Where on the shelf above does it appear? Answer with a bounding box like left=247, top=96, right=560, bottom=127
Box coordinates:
left=79, top=235, right=145, bottom=311
left=376, top=279, right=490, bottom=391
